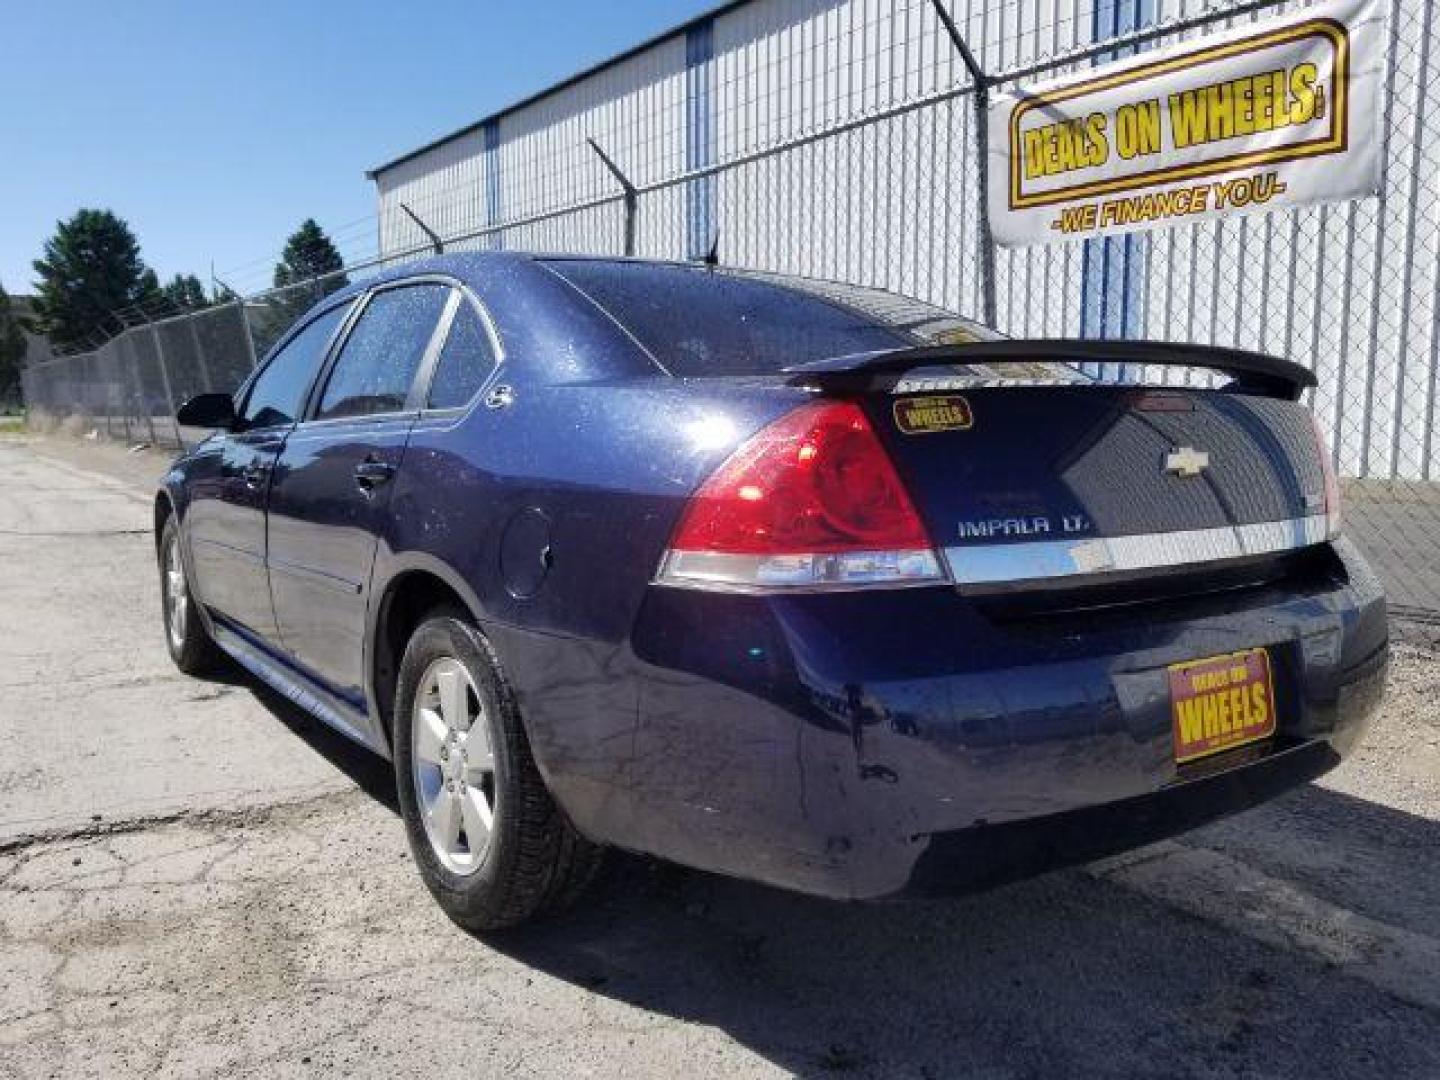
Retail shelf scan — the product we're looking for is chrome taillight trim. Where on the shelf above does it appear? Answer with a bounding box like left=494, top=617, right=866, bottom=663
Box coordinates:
left=655, top=548, right=948, bottom=593
left=942, top=514, right=1331, bottom=588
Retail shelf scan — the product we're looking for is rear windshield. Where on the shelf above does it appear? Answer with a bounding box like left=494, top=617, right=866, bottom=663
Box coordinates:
left=546, top=260, right=996, bottom=376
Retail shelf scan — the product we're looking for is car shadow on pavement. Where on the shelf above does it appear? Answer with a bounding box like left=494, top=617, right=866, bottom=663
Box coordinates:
left=230, top=671, right=1440, bottom=1077
left=484, top=785, right=1440, bottom=1078
left=212, top=666, right=400, bottom=814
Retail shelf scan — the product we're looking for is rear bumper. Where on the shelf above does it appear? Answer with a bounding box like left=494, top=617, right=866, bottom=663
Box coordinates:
left=566, top=538, right=1388, bottom=900
left=906, top=733, right=1343, bottom=895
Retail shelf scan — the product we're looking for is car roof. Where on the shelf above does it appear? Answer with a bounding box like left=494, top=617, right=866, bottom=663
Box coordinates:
left=335, top=251, right=988, bottom=330
left=298, top=252, right=994, bottom=384
left=316, top=251, right=734, bottom=309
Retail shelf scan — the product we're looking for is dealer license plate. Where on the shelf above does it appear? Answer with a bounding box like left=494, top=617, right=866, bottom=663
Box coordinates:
left=1168, top=648, right=1277, bottom=764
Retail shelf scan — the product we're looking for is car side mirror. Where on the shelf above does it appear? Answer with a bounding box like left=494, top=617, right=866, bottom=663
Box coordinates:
left=176, top=392, right=236, bottom=430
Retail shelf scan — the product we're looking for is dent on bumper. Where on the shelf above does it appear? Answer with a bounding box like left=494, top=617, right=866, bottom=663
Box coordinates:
left=909, top=606, right=1388, bottom=897
left=803, top=656, right=1387, bottom=901
left=601, top=540, right=1390, bottom=901
left=905, top=736, right=1339, bottom=897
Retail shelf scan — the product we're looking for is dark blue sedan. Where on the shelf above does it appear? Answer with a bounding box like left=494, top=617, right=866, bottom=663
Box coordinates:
left=157, top=253, right=1388, bottom=928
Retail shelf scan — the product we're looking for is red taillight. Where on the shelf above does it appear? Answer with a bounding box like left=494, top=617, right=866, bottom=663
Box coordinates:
left=1310, top=412, right=1342, bottom=538
left=660, top=401, right=943, bottom=590
left=672, top=401, right=930, bottom=553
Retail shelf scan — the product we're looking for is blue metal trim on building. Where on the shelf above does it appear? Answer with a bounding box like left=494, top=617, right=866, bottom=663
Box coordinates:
left=686, top=20, right=716, bottom=260
left=368, top=0, right=755, bottom=178
left=483, top=120, right=503, bottom=251
left=1081, top=0, right=1155, bottom=366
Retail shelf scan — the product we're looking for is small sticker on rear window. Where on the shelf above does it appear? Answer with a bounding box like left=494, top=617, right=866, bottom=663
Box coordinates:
left=893, top=395, right=973, bottom=434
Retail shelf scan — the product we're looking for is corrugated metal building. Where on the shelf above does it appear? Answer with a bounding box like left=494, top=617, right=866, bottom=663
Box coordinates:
left=368, top=0, right=1440, bottom=482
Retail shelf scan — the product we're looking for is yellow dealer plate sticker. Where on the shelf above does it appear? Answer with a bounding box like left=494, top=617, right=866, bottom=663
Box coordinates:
left=1169, top=648, right=1277, bottom=764
left=893, top=395, right=973, bottom=435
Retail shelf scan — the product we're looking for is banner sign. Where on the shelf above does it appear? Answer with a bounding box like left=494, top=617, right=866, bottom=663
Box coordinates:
left=987, top=0, right=1385, bottom=246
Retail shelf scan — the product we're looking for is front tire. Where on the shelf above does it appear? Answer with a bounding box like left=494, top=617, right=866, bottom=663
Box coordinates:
left=393, top=610, right=603, bottom=930
left=158, top=514, right=223, bottom=675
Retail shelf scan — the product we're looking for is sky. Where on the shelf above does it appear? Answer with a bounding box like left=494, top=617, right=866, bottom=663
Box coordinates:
left=1, top=0, right=717, bottom=298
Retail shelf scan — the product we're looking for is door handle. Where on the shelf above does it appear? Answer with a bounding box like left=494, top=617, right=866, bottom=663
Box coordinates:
left=484, top=384, right=515, bottom=410
left=354, top=459, right=395, bottom=492
left=242, top=462, right=270, bottom=489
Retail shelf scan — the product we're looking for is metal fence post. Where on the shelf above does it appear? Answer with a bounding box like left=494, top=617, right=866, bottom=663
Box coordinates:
left=587, top=137, right=638, bottom=256
left=236, top=298, right=260, bottom=371
left=150, top=324, right=184, bottom=450
left=117, top=342, right=133, bottom=443
left=399, top=202, right=444, bottom=255
left=928, top=0, right=997, bottom=327
left=123, top=332, right=155, bottom=445
left=187, top=315, right=213, bottom=392
left=972, top=96, right=999, bottom=329
left=101, top=351, right=115, bottom=440
left=106, top=347, right=122, bottom=440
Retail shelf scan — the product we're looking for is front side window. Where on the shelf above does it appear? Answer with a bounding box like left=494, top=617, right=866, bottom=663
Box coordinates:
left=427, top=296, right=499, bottom=409
left=316, top=284, right=450, bottom=421
left=240, top=302, right=351, bottom=430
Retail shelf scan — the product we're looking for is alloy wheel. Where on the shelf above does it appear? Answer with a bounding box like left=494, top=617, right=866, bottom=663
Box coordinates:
left=164, top=535, right=188, bottom=650
left=410, top=656, right=498, bottom=875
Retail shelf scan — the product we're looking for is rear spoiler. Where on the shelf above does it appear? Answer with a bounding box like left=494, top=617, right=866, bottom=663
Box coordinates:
left=784, top=339, right=1316, bottom=400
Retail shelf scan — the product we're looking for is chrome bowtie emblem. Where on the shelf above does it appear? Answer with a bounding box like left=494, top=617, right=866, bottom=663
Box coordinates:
left=1165, top=446, right=1210, bottom=478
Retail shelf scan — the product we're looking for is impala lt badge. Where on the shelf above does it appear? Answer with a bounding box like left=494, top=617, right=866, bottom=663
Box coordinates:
left=1165, top=446, right=1210, bottom=478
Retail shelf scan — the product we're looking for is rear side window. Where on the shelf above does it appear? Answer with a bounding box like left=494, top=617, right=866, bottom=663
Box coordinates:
left=428, top=297, right=499, bottom=409
left=240, top=302, right=350, bottom=429
left=316, top=284, right=449, bottom=420
left=548, top=261, right=918, bottom=376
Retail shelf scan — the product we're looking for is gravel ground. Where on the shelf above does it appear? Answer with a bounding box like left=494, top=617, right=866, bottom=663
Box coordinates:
left=1, top=433, right=1437, bottom=1079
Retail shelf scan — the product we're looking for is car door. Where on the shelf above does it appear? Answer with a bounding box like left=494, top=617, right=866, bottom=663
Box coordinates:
left=264, top=280, right=454, bottom=704
left=184, top=301, right=353, bottom=645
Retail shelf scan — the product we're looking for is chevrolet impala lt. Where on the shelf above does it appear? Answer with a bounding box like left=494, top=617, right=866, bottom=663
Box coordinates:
left=155, top=253, right=1388, bottom=928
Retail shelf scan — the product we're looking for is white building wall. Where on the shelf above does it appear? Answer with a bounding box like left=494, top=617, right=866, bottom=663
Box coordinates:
left=372, top=0, right=1440, bottom=480
left=495, top=35, right=689, bottom=255
left=376, top=129, right=490, bottom=261
left=376, top=37, right=689, bottom=260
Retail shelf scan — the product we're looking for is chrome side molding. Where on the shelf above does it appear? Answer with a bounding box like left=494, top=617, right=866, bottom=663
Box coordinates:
left=943, top=515, right=1330, bottom=588
left=209, top=620, right=389, bottom=759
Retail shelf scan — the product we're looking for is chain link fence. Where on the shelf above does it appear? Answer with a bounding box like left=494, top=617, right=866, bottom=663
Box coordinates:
left=20, top=0, right=1440, bottom=618
left=22, top=272, right=348, bottom=446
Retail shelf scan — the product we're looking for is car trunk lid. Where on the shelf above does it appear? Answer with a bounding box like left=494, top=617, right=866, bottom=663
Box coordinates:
left=787, top=343, right=1331, bottom=590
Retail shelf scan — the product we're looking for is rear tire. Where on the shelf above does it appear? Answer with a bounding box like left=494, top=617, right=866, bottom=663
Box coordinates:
left=158, top=514, right=223, bottom=676
left=393, top=609, right=604, bottom=930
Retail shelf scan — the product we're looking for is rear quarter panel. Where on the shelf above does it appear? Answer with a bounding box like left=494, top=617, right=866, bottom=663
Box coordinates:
left=374, top=375, right=806, bottom=833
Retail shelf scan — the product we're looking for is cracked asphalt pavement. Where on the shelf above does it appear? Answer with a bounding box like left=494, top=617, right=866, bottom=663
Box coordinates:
left=2, top=434, right=1438, bottom=1079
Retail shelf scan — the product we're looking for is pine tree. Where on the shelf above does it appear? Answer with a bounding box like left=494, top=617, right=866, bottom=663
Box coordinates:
left=273, top=219, right=347, bottom=294
left=137, top=268, right=163, bottom=311
left=30, top=210, right=158, bottom=350
left=0, top=281, right=25, bottom=405
left=161, top=273, right=211, bottom=314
